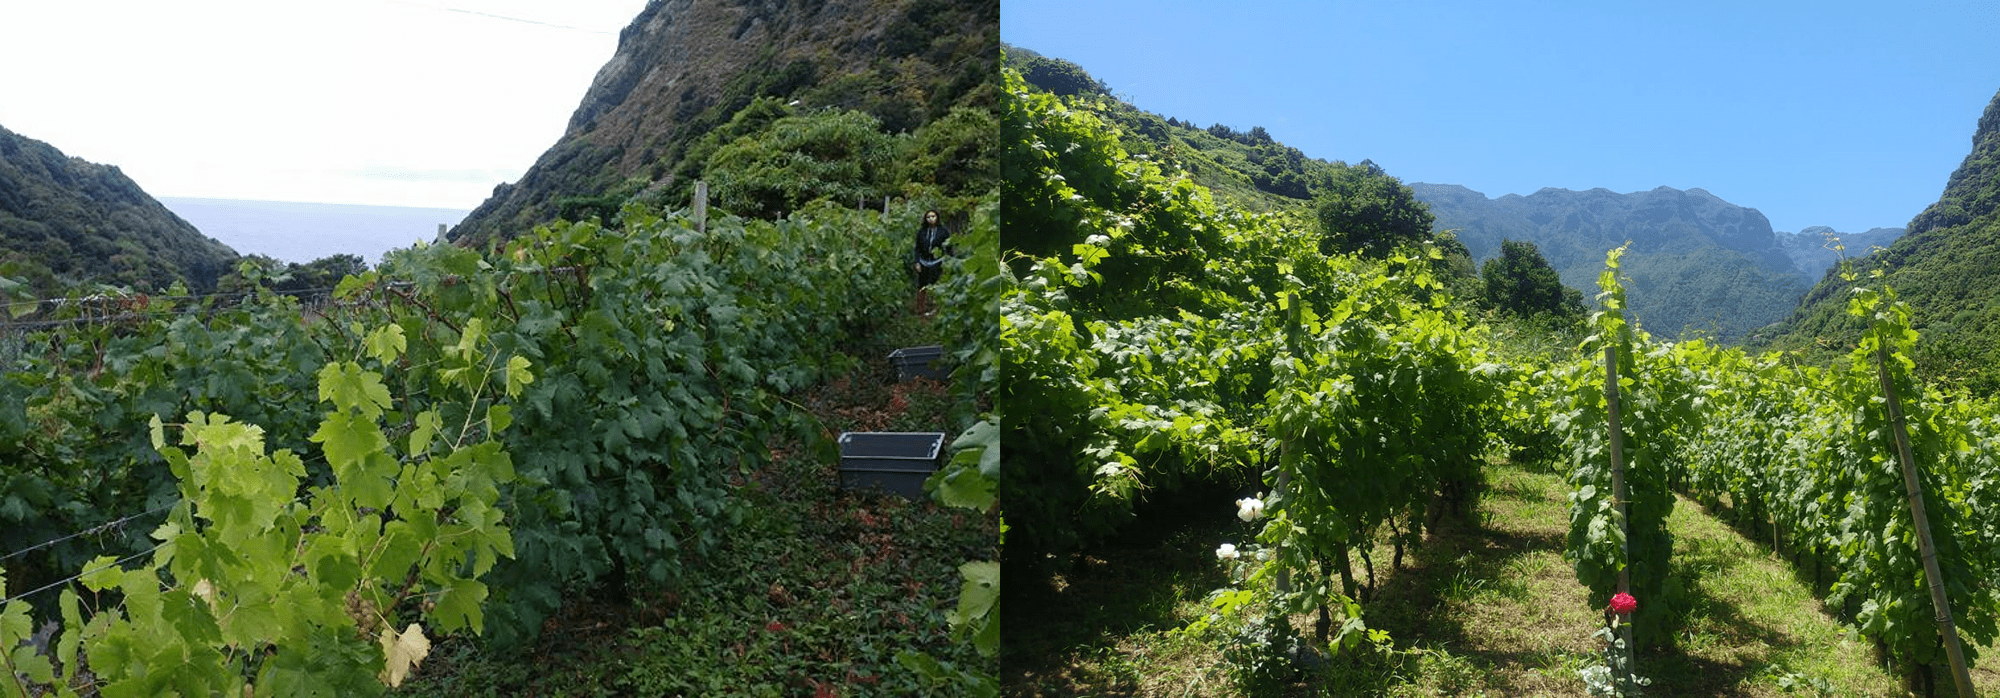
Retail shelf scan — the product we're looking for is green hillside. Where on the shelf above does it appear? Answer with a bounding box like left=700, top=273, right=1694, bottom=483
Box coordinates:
left=0, top=124, right=238, bottom=295
left=1413, top=183, right=1815, bottom=341
left=1005, top=47, right=1348, bottom=215
left=1755, top=87, right=2000, bottom=392
left=449, top=0, right=999, bottom=246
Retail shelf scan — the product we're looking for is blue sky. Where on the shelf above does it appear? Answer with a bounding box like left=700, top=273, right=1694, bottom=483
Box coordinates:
left=1002, top=1, right=2000, bottom=234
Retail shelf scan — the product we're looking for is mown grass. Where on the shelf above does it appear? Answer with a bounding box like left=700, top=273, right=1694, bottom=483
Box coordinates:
left=393, top=310, right=996, bottom=697
left=1003, top=484, right=1242, bottom=697
left=1003, top=459, right=1994, bottom=696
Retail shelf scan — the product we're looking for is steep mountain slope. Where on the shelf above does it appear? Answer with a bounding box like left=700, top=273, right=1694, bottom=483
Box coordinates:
left=1758, top=87, right=2000, bottom=391
left=1412, top=183, right=1813, bottom=340
left=450, top=0, right=998, bottom=245
left=1776, top=225, right=1906, bottom=281
left=0, top=125, right=237, bottom=294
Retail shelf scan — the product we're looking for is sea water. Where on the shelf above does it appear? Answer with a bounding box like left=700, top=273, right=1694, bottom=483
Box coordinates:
left=161, top=197, right=471, bottom=266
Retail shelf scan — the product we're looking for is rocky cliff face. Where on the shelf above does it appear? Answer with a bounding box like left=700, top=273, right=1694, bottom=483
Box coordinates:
left=0, top=124, right=238, bottom=293
left=450, top=0, right=998, bottom=245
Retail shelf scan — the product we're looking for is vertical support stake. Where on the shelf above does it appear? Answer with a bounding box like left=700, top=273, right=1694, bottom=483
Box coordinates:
left=1604, top=345, right=1637, bottom=658
left=694, top=180, right=709, bottom=234
left=1877, top=342, right=1977, bottom=698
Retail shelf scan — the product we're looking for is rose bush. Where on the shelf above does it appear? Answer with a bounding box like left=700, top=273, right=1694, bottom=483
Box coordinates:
left=1236, top=496, right=1266, bottom=522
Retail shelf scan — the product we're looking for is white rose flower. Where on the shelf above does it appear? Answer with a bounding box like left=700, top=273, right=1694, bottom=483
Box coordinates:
left=1216, top=543, right=1239, bottom=561
left=1236, top=496, right=1266, bottom=522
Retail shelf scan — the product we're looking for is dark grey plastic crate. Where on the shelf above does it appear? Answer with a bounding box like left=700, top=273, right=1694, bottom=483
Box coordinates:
left=837, top=431, right=946, bottom=499
left=889, top=345, right=946, bottom=382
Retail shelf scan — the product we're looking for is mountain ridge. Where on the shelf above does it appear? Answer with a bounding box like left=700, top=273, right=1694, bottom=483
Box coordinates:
left=1410, top=182, right=1820, bottom=340
left=1775, top=225, right=1906, bottom=281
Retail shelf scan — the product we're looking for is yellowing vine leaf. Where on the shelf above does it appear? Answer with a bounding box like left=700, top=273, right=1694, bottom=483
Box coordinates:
left=505, top=355, right=534, bottom=398
left=193, top=578, right=219, bottom=610
left=378, top=622, right=432, bottom=687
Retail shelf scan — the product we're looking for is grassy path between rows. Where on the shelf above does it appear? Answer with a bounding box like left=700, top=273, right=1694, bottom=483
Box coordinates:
left=1006, top=460, right=1997, bottom=696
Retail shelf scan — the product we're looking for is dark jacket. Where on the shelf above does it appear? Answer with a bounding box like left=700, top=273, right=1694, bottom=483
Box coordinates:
left=915, top=224, right=951, bottom=268
left=914, top=223, right=951, bottom=289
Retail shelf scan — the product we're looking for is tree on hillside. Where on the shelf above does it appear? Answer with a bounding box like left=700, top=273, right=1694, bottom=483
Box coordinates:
left=1481, top=239, right=1584, bottom=323
left=1315, top=160, right=1435, bottom=258
left=1014, top=55, right=1107, bottom=97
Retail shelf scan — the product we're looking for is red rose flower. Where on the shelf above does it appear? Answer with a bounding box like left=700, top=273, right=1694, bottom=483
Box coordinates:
left=1609, top=592, right=1637, bottom=615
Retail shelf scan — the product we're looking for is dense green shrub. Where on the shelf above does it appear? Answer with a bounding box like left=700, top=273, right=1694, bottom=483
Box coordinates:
left=705, top=110, right=903, bottom=219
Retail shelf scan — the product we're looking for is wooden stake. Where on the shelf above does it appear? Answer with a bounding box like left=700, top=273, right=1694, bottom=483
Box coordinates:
left=693, top=181, right=708, bottom=234
left=1604, top=345, right=1637, bottom=656
left=1275, top=295, right=1301, bottom=599
left=1876, top=342, right=1977, bottom=698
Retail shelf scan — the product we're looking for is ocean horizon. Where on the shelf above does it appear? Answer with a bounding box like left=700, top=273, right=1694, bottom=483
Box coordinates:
left=161, top=197, right=471, bottom=266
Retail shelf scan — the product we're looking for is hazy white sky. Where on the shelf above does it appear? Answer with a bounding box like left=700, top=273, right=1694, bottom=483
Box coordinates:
left=0, top=0, right=650, bottom=209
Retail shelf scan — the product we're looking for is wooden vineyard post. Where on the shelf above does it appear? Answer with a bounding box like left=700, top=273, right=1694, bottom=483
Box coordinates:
left=1274, top=294, right=1300, bottom=599
left=1876, top=343, right=1976, bottom=698
left=1603, top=346, right=1637, bottom=657
left=694, top=180, right=709, bottom=234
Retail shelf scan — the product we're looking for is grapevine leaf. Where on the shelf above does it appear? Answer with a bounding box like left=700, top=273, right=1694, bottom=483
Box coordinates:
left=9, top=644, right=54, bottom=684
left=488, top=404, right=513, bottom=436
left=0, top=591, right=29, bottom=646
left=410, top=409, right=441, bottom=457
left=317, top=362, right=392, bottom=419
left=365, top=324, right=407, bottom=364
left=455, top=318, right=486, bottom=362
left=79, top=554, right=124, bottom=592
left=949, top=560, right=999, bottom=656
left=377, top=623, right=431, bottom=688
left=932, top=462, right=1000, bottom=512
left=57, top=588, right=82, bottom=679
left=505, top=356, right=534, bottom=399
left=313, top=413, right=379, bottom=469
left=370, top=522, right=424, bottom=583
left=434, top=578, right=487, bottom=634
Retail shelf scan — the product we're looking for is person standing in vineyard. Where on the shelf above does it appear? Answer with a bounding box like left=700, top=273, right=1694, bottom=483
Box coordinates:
left=913, top=209, right=951, bottom=315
